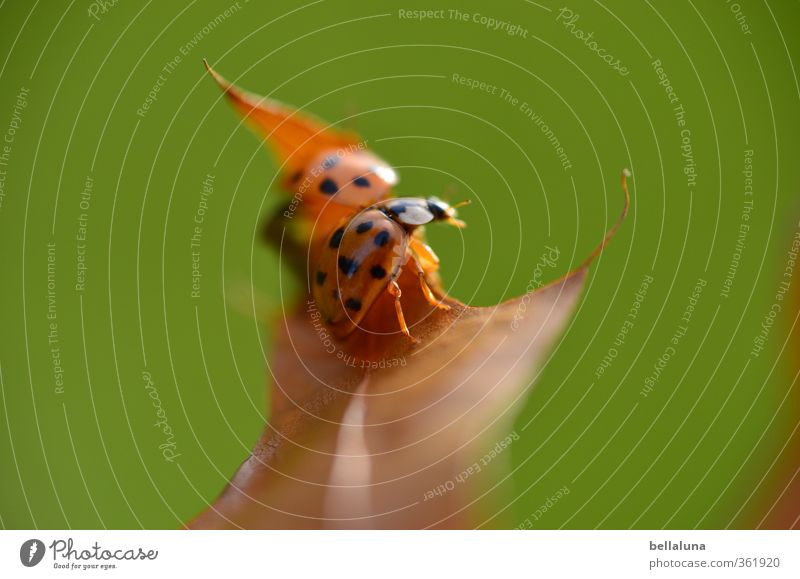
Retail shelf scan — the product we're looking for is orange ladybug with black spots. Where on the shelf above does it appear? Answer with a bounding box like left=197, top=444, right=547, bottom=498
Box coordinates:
left=312, top=198, right=467, bottom=341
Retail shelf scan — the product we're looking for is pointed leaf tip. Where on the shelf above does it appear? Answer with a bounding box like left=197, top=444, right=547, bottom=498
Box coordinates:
left=203, top=62, right=361, bottom=171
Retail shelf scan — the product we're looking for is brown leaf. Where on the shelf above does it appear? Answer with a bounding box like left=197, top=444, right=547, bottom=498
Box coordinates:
left=187, top=260, right=592, bottom=528
left=189, top=64, right=630, bottom=529
left=203, top=59, right=359, bottom=175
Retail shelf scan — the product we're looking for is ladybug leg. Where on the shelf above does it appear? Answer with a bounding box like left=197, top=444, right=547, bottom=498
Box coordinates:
left=409, top=236, right=440, bottom=272
left=388, top=280, right=419, bottom=344
left=408, top=253, right=451, bottom=311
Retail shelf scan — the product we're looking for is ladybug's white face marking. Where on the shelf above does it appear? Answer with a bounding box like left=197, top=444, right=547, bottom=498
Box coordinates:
left=372, top=164, right=398, bottom=186
left=425, top=197, right=450, bottom=219
left=382, top=198, right=436, bottom=226
left=394, top=204, right=434, bottom=226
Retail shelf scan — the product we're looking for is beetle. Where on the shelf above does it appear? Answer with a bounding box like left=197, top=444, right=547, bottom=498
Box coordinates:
left=205, top=61, right=468, bottom=342
left=312, top=197, right=468, bottom=342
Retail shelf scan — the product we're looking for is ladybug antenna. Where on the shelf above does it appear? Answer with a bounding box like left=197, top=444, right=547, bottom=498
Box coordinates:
left=444, top=199, right=469, bottom=228
left=442, top=182, right=458, bottom=201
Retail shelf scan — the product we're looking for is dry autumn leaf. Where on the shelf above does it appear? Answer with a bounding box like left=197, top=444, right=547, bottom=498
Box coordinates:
left=753, top=214, right=800, bottom=530
left=188, top=62, right=629, bottom=529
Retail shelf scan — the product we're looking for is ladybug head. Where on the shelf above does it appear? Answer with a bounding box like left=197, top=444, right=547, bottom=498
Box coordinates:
left=425, top=197, right=469, bottom=228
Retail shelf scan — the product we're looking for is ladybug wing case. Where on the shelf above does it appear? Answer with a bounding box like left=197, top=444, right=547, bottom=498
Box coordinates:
left=312, top=210, right=409, bottom=337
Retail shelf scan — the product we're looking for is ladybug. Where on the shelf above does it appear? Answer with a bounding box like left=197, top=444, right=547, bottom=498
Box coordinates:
left=288, top=147, right=398, bottom=208
left=312, top=197, right=468, bottom=342
left=205, top=61, right=468, bottom=342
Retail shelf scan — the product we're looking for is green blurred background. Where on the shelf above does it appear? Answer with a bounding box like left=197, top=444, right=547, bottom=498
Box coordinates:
left=1, top=0, right=799, bottom=529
